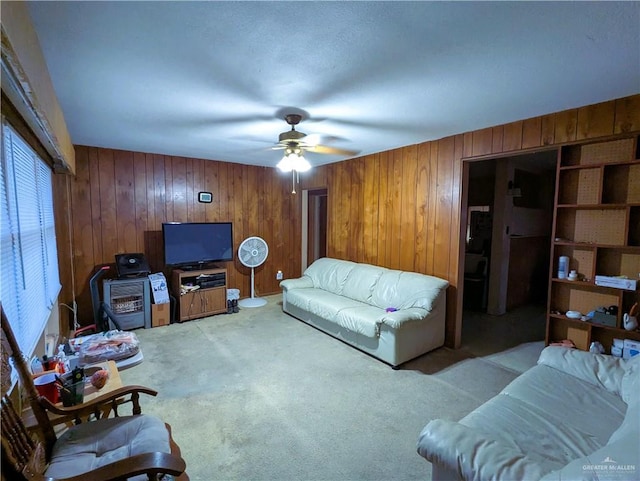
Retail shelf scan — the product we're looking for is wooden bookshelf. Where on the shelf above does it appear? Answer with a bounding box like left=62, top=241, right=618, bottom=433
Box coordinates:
left=546, top=135, right=640, bottom=353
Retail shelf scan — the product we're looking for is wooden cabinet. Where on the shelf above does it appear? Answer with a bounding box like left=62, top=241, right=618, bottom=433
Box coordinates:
left=171, top=268, right=227, bottom=321
left=546, top=135, right=640, bottom=353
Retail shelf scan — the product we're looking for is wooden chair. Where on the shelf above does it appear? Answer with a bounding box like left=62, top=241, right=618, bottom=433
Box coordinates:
left=1, top=305, right=188, bottom=480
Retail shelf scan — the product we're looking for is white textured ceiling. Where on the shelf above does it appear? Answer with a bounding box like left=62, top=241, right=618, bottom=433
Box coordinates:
left=26, top=1, right=640, bottom=168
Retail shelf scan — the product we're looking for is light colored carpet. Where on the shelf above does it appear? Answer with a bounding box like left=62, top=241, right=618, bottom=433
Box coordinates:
left=482, top=341, right=545, bottom=374
left=120, top=295, right=543, bottom=481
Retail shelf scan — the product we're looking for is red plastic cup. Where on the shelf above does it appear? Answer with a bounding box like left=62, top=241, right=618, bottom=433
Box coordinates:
left=33, top=372, right=59, bottom=404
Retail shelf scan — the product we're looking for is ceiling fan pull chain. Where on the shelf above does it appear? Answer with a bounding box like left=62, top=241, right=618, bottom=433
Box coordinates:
left=291, top=171, right=296, bottom=194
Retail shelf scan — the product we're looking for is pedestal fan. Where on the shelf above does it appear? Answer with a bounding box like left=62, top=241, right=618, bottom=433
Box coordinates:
left=238, top=236, right=269, bottom=308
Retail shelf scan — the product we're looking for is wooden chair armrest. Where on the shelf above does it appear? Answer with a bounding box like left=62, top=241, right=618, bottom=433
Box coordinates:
left=38, top=385, right=157, bottom=416
left=52, top=451, right=187, bottom=481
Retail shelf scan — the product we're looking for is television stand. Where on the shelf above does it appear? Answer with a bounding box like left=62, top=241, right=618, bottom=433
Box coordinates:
left=171, top=267, right=227, bottom=321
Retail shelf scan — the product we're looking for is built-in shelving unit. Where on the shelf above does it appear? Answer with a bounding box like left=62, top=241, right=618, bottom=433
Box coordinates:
left=546, top=135, right=640, bottom=352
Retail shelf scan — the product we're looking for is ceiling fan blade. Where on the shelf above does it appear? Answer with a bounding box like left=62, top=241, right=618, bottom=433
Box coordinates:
left=300, top=133, right=348, bottom=146
left=305, top=144, right=359, bottom=156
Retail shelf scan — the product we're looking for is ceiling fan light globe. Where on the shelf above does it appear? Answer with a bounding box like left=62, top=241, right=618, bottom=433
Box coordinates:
left=278, top=149, right=311, bottom=172
left=276, top=156, right=293, bottom=172
left=286, top=151, right=310, bottom=172
left=295, top=157, right=311, bottom=172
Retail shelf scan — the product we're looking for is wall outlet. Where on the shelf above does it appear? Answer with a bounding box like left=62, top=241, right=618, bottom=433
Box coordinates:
left=276, top=270, right=283, bottom=280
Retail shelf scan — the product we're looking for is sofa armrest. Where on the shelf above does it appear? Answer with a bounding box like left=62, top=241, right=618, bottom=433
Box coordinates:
left=537, top=346, right=626, bottom=396
left=380, top=308, right=429, bottom=329
left=280, top=276, right=313, bottom=291
left=417, top=419, right=549, bottom=481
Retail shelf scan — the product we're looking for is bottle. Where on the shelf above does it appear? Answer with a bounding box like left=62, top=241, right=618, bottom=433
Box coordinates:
left=30, top=356, right=43, bottom=375
left=41, top=354, right=51, bottom=371
left=558, top=256, right=569, bottom=279
left=56, top=345, right=68, bottom=373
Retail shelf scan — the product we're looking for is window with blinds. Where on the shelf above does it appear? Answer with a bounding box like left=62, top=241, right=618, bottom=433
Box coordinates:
left=1, top=121, right=61, bottom=358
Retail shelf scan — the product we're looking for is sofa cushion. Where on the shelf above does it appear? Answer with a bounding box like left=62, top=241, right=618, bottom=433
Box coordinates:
left=448, top=364, right=627, bottom=475
left=304, top=257, right=356, bottom=295
left=334, top=305, right=386, bottom=337
left=285, top=288, right=363, bottom=319
left=620, top=354, right=640, bottom=406
left=537, top=346, right=627, bottom=396
left=341, top=263, right=385, bottom=303
left=498, top=364, right=627, bottom=447
left=605, top=356, right=640, bottom=458
left=371, top=271, right=448, bottom=312
left=284, top=288, right=382, bottom=337
left=541, top=401, right=640, bottom=480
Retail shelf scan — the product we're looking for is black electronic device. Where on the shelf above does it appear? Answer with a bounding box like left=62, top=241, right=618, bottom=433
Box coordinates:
left=115, top=253, right=151, bottom=278
left=162, top=222, right=233, bottom=268
left=196, top=272, right=226, bottom=289
left=197, top=279, right=226, bottom=289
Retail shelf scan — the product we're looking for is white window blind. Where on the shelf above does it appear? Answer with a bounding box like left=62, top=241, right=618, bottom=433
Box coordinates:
left=1, top=121, right=61, bottom=358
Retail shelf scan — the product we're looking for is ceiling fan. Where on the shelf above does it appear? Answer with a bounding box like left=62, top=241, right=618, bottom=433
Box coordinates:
left=274, top=114, right=359, bottom=157
left=274, top=113, right=359, bottom=194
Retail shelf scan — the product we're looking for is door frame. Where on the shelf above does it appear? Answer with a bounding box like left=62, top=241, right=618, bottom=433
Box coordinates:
left=301, top=188, right=328, bottom=273
left=457, top=148, right=558, bottom=345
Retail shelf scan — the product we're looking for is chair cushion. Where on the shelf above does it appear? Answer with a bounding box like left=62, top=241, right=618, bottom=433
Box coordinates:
left=46, top=415, right=170, bottom=480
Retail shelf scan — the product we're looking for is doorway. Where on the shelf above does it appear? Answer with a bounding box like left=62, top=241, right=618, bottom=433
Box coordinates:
left=303, top=188, right=327, bottom=271
left=461, top=150, right=557, bottom=351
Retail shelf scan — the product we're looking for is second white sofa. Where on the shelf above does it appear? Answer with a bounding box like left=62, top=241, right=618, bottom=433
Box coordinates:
left=280, top=257, right=449, bottom=367
left=417, top=346, right=640, bottom=480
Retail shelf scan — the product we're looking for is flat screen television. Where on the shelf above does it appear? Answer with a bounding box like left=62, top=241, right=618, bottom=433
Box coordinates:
left=162, top=222, right=233, bottom=268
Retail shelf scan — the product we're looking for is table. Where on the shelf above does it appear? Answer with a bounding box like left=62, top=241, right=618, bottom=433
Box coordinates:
left=23, top=360, right=122, bottom=430
left=82, top=360, right=122, bottom=403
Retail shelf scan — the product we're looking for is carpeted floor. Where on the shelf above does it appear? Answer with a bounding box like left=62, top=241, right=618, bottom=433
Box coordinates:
left=120, top=295, right=544, bottom=481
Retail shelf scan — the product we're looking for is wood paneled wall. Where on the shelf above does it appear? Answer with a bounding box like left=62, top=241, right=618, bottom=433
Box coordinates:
left=299, top=95, right=640, bottom=347
left=54, top=95, right=640, bottom=347
left=55, top=148, right=302, bottom=330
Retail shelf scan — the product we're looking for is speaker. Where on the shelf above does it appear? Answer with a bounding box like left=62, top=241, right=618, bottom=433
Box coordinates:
left=115, top=253, right=151, bottom=278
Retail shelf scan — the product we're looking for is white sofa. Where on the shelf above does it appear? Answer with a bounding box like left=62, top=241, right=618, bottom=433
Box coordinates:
left=417, top=346, right=640, bottom=481
left=279, top=257, right=449, bottom=367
